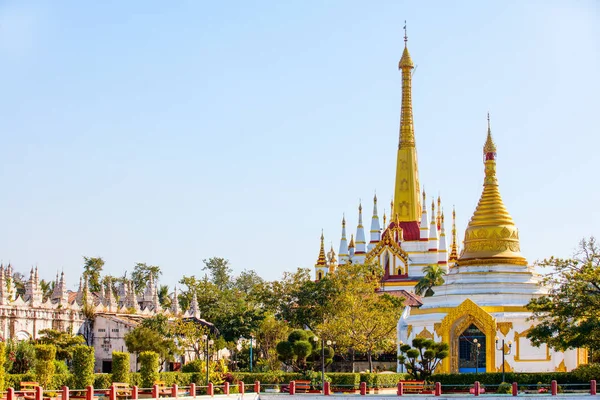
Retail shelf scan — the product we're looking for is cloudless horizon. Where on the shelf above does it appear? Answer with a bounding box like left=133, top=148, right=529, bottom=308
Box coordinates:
left=1, top=1, right=598, bottom=291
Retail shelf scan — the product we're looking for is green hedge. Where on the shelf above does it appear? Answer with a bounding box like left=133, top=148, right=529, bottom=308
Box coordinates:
left=0, top=341, right=5, bottom=391
left=112, top=352, right=130, bottom=384
left=432, top=372, right=588, bottom=389
left=94, top=374, right=113, bottom=389
left=72, top=345, right=95, bottom=389
left=35, top=344, right=56, bottom=389
left=328, top=373, right=360, bottom=389
left=139, top=352, right=159, bottom=388
left=233, top=372, right=303, bottom=384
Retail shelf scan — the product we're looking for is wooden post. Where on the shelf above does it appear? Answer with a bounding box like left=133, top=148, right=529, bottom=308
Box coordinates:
left=512, top=382, right=518, bottom=396
left=254, top=381, right=260, bottom=394
left=435, top=382, right=441, bottom=396
left=551, top=380, right=557, bottom=396
left=359, top=382, right=367, bottom=396
left=7, top=387, right=14, bottom=400
left=131, top=386, right=138, bottom=400
left=591, top=380, right=597, bottom=396
left=171, top=384, right=178, bottom=399
left=109, top=385, right=117, bottom=400
left=397, top=382, right=403, bottom=396
left=474, top=382, right=480, bottom=397
left=289, top=381, right=296, bottom=396
left=189, top=383, right=195, bottom=398
left=35, top=386, right=43, bottom=400
left=62, top=386, right=70, bottom=400
left=152, top=385, right=159, bottom=400
left=207, top=383, right=213, bottom=397
left=324, top=382, right=330, bottom=396
left=85, top=386, right=93, bottom=400
left=238, top=382, right=245, bottom=395
left=224, top=382, right=229, bottom=396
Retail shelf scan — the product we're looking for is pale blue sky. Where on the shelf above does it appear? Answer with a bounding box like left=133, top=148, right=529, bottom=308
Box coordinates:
left=0, top=1, right=598, bottom=290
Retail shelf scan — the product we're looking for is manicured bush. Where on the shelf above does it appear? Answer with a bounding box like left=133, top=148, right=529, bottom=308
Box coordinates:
left=34, top=344, right=56, bottom=389
left=233, top=372, right=303, bottom=384
left=139, top=351, right=159, bottom=388
left=328, top=373, right=360, bottom=390
left=572, top=363, right=600, bottom=382
left=373, top=373, right=409, bottom=388
left=53, top=360, right=69, bottom=375
left=0, top=341, right=5, bottom=391
left=94, top=374, right=113, bottom=389
left=72, top=345, right=95, bottom=389
left=497, top=382, right=512, bottom=394
left=433, top=372, right=584, bottom=389
left=111, top=351, right=130, bottom=384
left=181, top=359, right=203, bottom=373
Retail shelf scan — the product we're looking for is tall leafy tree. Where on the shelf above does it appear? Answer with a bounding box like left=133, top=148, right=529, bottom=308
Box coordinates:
left=36, top=329, right=85, bottom=361
left=131, top=263, right=161, bottom=294
left=527, top=237, right=600, bottom=352
left=414, top=264, right=446, bottom=297
left=82, top=256, right=104, bottom=292
left=317, top=263, right=404, bottom=372
left=202, top=257, right=232, bottom=291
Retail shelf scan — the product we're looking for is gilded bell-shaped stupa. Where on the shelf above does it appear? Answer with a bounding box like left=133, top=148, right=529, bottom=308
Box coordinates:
left=458, top=115, right=527, bottom=266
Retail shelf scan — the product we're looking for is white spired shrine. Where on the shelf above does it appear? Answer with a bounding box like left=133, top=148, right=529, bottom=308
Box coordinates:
left=397, top=118, right=584, bottom=373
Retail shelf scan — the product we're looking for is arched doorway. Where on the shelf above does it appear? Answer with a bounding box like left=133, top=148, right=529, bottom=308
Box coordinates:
left=458, top=324, right=486, bottom=373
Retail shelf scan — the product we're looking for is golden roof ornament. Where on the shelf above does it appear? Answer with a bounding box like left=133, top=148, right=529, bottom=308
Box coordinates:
left=458, top=115, right=527, bottom=266
left=316, top=230, right=327, bottom=266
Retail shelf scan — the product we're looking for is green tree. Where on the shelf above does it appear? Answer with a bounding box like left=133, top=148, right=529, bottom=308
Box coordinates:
left=172, top=318, right=210, bottom=359
left=203, top=257, right=232, bottom=291
left=36, top=329, right=85, bottom=361
left=158, top=285, right=172, bottom=309
left=254, top=314, right=290, bottom=371
left=398, top=337, right=449, bottom=380
left=4, top=339, right=36, bottom=373
left=131, top=263, right=161, bottom=295
left=39, top=279, right=54, bottom=302
left=414, top=265, right=446, bottom=297
left=276, top=329, right=317, bottom=371
left=526, top=237, right=600, bottom=352
left=82, top=256, right=104, bottom=292
left=317, top=263, right=404, bottom=372
left=124, top=327, right=177, bottom=369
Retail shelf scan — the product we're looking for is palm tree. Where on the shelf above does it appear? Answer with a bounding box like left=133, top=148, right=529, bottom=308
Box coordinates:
left=39, top=279, right=55, bottom=302
left=414, top=265, right=446, bottom=297
left=158, top=285, right=172, bottom=309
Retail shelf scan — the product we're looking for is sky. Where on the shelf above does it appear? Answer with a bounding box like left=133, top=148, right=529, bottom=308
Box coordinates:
left=0, top=1, right=598, bottom=291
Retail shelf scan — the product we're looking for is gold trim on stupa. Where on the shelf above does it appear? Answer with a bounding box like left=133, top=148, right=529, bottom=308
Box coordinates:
left=316, top=230, right=327, bottom=266
left=458, top=115, right=527, bottom=266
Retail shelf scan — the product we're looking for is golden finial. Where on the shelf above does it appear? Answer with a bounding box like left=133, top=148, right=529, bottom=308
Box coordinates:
left=349, top=234, right=355, bottom=248
left=342, top=214, right=346, bottom=227
left=383, top=210, right=387, bottom=227
left=437, top=195, right=442, bottom=230
left=484, top=112, right=497, bottom=156
left=316, top=230, right=327, bottom=266
left=403, top=20, right=408, bottom=45
left=374, top=191, right=377, bottom=203
left=422, top=188, right=426, bottom=204
left=431, top=199, right=435, bottom=218
left=359, top=201, right=362, bottom=213
left=390, top=199, right=394, bottom=219
left=449, top=205, right=459, bottom=263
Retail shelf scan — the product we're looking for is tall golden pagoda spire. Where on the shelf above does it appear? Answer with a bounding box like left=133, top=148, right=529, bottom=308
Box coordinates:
left=458, top=114, right=527, bottom=266
left=394, top=21, right=421, bottom=222
left=449, top=206, right=459, bottom=263
left=316, top=230, right=327, bottom=266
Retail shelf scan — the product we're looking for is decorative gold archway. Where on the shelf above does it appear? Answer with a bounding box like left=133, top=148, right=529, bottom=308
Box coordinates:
left=434, top=299, right=497, bottom=373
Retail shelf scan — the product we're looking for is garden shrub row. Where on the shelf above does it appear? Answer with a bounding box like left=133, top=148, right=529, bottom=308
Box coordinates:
left=433, top=371, right=593, bottom=389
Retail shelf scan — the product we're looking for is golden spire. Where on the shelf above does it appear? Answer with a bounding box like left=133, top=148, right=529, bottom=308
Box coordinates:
left=449, top=206, right=459, bottom=263
left=349, top=234, right=355, bottom=248
left=394, top=21, right=421, bottom=223
left=383, top=210, right=387, bottom=227
left=316, top=230, right=327, bottom=266
left=327, top=243, right=337, bottom=273
left=437, top=195, right=442, bottom=230
left=459, top=115, right=527, bottom=266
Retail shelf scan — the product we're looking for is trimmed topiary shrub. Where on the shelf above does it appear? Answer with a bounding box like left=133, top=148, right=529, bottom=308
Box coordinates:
left=139, top=351, right=159, bottom=388
left=72, top=345, right=95, bottom=389
left=0, top=341, right=5, bottom=391
left=35, top=344, right=56, bottom=389
left=497, top=382, right=512, bottom=394
left=94, top=374, right=113, bottom=389
left=111, top=352, right=130, bottom=384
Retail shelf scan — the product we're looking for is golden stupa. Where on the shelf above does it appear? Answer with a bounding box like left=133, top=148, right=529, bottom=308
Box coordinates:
left=458, top=115, right=527, bottom=266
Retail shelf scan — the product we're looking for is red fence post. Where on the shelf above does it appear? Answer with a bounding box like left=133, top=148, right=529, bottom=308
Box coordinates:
left=131, top=386, right=138, bottom=400
left=238, top=382, right=245, bottom=395
left=551, top=380, right=557, bottom=396
left=85, top=386, right=93, bottom=400
left=207, top=383, right=213, bottom=397
left=189, top=383, right=195, bottom=398
left=254, top=381, right=260, bottom=393
left=62, top=386, right=70, bottom=400
left=512, top=382, right=518, bottom=396
left=7, top=387, right=14, bottom=400
left=224, top=382, right=229, bottom=396
left=591, top=380, right=597, bottom=396
left=397, top=382, right=404, bottom=396
left=152, top=385, right=158, bottom=400
left=289, top=381, right=296, bottom=396
left=360, top=382, right=366, bottom=396
left=435, top=382, right=442, bottom=396
left=35, top=386, right=43, bottom=400
left=474, top=382, right=480, bottom=397
left=324, top=382, right=330, bottom=396
left=171, top=384, right=178, bottom=399
left=109, top=385, right=116, bottom=400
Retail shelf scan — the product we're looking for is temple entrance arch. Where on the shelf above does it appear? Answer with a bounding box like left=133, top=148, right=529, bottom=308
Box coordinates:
left=458, top=324, right=486, bottom=373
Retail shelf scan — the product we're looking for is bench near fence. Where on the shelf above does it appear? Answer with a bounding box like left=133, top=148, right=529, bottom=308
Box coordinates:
left=399, top=380, right=425, bottom=394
